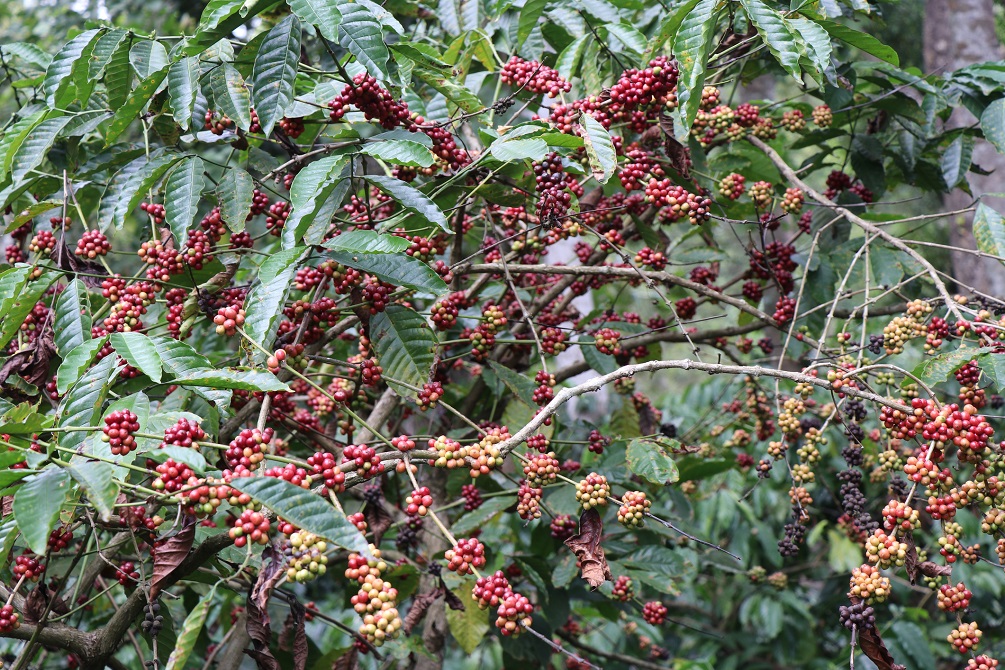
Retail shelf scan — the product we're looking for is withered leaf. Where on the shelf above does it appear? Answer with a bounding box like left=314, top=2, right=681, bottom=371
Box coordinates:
left=657, top=111, right=690, bottom=179
left=333, top=647, right=358, bottom=670
left=150, top=515, right=196, bottom=598
left=291, top=599, right=308, bottom=670
left=918, top=561, right=953, bottom=578
left=23, top=585, right=47, bottom=623
left=858, top=625, right=900, bottom=670
left=250, top=544, right=286, bottom=625
left=904, top=532, right=919, bottom=584
left=564, top=508, right=613, bottom=589
left=0, top=328, right=55, bottom=390
left=440, top=578, right=465, bottom=611
left=362, top=494, right=393, bottom=546
left=403, top=587, right=443, bottom=636
left=53, top=241, right=108, bottom=289
left=246, top=593, right=279, bottom=670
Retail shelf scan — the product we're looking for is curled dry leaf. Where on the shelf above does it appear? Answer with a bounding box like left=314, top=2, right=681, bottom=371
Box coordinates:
left=53, top=241, right=108, bottom=289
left=277, top=598, right=308, bottom=670
left=23, top=585, right=47, bottom=623
left=657, top=111, right=691, bottom=179
left=857, top=624, right=902, bottom=670
left=333, top=647, right=358, bottom=670
left=150, top=515, right=196, bottom=598
left=403, top=587, right=443, bottom=635
left=362, top=493, right=394, bottom=545
left=564, top=508, right=613, bottom=589
left=250, top=544, right=286, bottom=625
left=440, top=578, right=466, bottom=611
left=246, top=593, right=279, bottom=670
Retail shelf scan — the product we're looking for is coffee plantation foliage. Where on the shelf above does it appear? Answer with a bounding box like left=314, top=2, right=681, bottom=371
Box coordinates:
left=3, top=0, right=1005, bottom=668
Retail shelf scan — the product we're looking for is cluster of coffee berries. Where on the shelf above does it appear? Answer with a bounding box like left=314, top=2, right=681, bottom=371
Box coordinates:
left=838, top=601, right=875, bottom=630
left=225, top=427, right=273, bottom=471
left=75, top=230, right=110, bottom=258
left=204, top=110, right=235, bottom=134
left=617, top=491, right=651, bottom=527
left=445, top=537, right=486, bottom=575
left=495, top=591, right=534, bottom=637
left=848, top=564, right=890, bottom=604
left=523, top=451, right=560, bottom=487
left=812, top=104, right=833, bottom=127
left=13, top=551, right=44, bottom=581
left=285, top=531, right=329, bottom=582
left=517, top=481, right=543, bottom=520
left=345, top=546, right=402, bottom=646
left=642, top=601, right=667, bottom=625
left=116, top=561, right=140, bottom=585
left=937, top=582, right=973, bottom=612
left=550, top=514, right=576, bottom=540
left=575, top=473, right=610, bottom=510
left=140, top=202, right=165, bottom=223
left=718, top=173, right=746, bottom=200
left=141, top=601, right=164, bottom=636
left=405, top=487, right=433, bottom=517
left=0, top=604, right=19, bottom=632
left=429, top=435, right=470, bottom=469
left=864, top=529, right=908, bottom=569
left=163, top=418, right=205, bottom=449
left=229, top=509, right=270, bottom=547
left=343, top=444, right=384, bottom=478
left=948, top=622, right=982, bottom=654
left=593, top=328, right=621, bottom=356
left=500, top=56, right=571, bottom=98
left=213, top=306, right=246, bottom=335
left=416, top=381, right=444, bottom=410
left=328, top=74, right=411, bottom=129
left=101, top=409, right=140, bottom=455
left=611, top=575, right=634, bottom=601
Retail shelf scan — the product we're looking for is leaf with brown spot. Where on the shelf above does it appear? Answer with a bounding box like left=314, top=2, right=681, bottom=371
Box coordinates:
left=858, top=625, right=899, bottom=670
left=250, top=544, right=286, bottom=624
left=403, top=587, right=443, bottom=635
left=150, top=515, right=196, bottom=598
left=2, top=497, right=12, bottom=517
left=563, top=508, right=612, bottom=589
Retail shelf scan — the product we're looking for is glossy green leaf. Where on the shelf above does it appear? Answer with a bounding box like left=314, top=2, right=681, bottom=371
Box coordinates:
left=172, top=369, right=290, bottom=392
left=130, top=39, right=169, bottom=80
left=99, top=153, right=183, bottom=231
left=412, top=67, right=483, bottom=114
left=10, top=116, right=72, bottom=186
left=741, top=0, right=802, bottom=79
left=14, top=468, right=71, bottom=555
left=941, top=135, right=973, bottom=189
left=0, top=520, right=20, bottom=570
left=626, top=437, right=680, bottom=485
left=109, top=332, right=163, bottom=383
left=365, top=175, right=450, bottom=232
left=518, top=0, right=549, bottom=46
left=322, top=230, right=411, bottom=253
left=913, top=346, right=981, bottom=386
left=106, top=66, right=170, bottom=144
left=0, top=273, right=57, bottom=352
left=672, top=0, right=719, bottom=131
left=1, top=43, right=51, bottom=69
left=0, top=112, right=46, bottom=183
left=168, top=57, right=201, bottom=132
left=53, top=279, right=91, bottom=357
left=814, top=18, right=899, bottom=66
left=288, top=0, right=343, bottom=41
left=151, top=336, right=213, bottom=375
left=88, top=29, right=129, bottom=80
left=67, top=458, right=119, bottom=520
left=326, top=251, right=448, bottom=295
left=166, top=590, right=213, bottom=670
left=445, top=577, right=488, bottom=653
left=489, top=136, right=548, bottom=162
left=230, top=476, right=370, bottom=553
left=643, top=0, right=700, bottom=63
left=578, top=112, right=615, bottom=183
left=487, top=361, right=537, bottom=407
left=252, top=15, right=302, bottom=136
left=788, top=17, right=832, bottom=80
left=209, top=63, right=252, bottom=131
left=360, top=138, right=436, bottom=167
left=216, top=167, right=255, bottom=233
left=61, top=110, right=113, bottom=138
left=370, top=305, right=437, bottom=399
left=243, top=248, right=307, bottom=363
left=285, top=156, right=348, bottom=247
left=103, top=34, right=133, bottom=110
left=164, top=156, right=205, bottom=249
left=337, top=0, right=389, bottom=80
left=973, top=203, right=1005, bottom=264
left=44, top=29, right=102, bottom=109
left=981, top=98, right=1005, bottom=155
left=57, top=355, right=117, bottom=452
left=56, top=338, right=106, bottom=395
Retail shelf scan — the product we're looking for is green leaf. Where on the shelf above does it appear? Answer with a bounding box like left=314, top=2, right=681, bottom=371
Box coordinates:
left=365, top=175, right=450, bottom=232
left=230, top=476, right=370, bottom=553
left=337, top=0, right=390, bottom=80
left=942, top=135, right=973, bottom=189
left=487, top=361, right=537, bottom=407
left=243, top=248, right=307, bottom=363
left=109, top=332, right=164, bottom=383
left=0, top=273, right=57, bottom=352
left=1, top=43, right=51, bottom=69
left=44, top=29, right=102, bottom=109
left=106, top=66, right=170, bottom=144
left=360, top=138, right=436, bottom=167
left=741, top=0, right=802, bottom=79
left=168, top=57, right=201, bottom=132
left=978, top=352, right=1005, bottom=393
left=913, top=346, right=980, bottom=386
left=672, top=0, right=720, bottom=131
left=99, top=153, right=183, bottom=231
left=252, top=15, right=302, bottom=136
left=285, top=156, right=348, bottom=246
left=10, top=116, right=73, bottom=186
left=604, top=23, right=647, bottom=59
left=626, top=437, right=680, bottom=485
left=974, top=203, right=1005, bottom=263
left=217, top=167, right=255, bottom=233
left=103, top=34, right=133, bottom=110
left=56, top=338, right=106, bottom=395
left=450, top=495, right=514, bottom=535
left=13, top=468, right=71, bottom=555
left=151, top=336, right=213, bottom=374
left=57, top=355, right=116, bottom=452
left=445, top=577, right=488, bottom=653
left=130, top=39, right=169, bottom=80
left=288, top=0, right=343, bottom=41
left=88, top=30, right=129, bottom=84
left=411, top=67, right=484, bottom=114
left=67, top=458, right=119, bottom=521
left=209, top=64, right=252, bottom=131
left=322, top=230, right=411, bottom=253
left=197, top=0, right=245, bottom=35
left=166, top=590, right=213, bottom=670
left=0, top=520, right=20, bottom=570
left=172, top=369, right=291, bottom=392
left=556, top=34, right=588, bottom=80
left=53, top=279, right=91, bottom=357
left=643, top=0, right=700, bottom=63
left=326, top=251, right=448, bottom=295
left=370, top=305, right=436, bottom=399
left=580, top=336, right=617, bottom=374
left=787, top=17, right=832, bottom=80
left=518, top=0, right=549, bottom=46
left=61, top=110, right=114, bottom=138
left=164, top=157, right=205, bottom=250
left=814, top=18, right=899, bottom=66
left=0, top=112, right=46, bottom=183
left=577, top=112, right=616, bottom=183
left=488, top=137, right=548, bottom=162
left=982, top=99, right=1005, bottom=155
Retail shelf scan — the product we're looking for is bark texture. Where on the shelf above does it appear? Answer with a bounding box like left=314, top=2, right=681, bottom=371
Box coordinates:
left=924, top=0, right=1005, bottom=295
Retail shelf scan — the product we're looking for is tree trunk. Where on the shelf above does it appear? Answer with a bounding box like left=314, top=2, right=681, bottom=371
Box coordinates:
left=924, top=0, right=1005, bottom=296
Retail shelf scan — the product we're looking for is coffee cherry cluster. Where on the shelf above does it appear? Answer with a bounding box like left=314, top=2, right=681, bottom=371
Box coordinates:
left=213, top=305, right=246, bottom=336
left=229, top=509, right=270, bottom=547
left=773, top=296, right=796, bottom=325
left=593, top=328, right=621, bottom=356
left=780, top=109, right=806, bottom=132
left=116, top=561, right=140, bottom=585
left=617, top=491, right=651, bottom=527
left=278, top=117, right=305, bottom=138
left=838, top=601, right=875, bottom=630
left=642, top=600, right=667, bottom=625
left=445, top=537, right=486, bottom=575
left=609, top=56, right=677, bottom=109
left=0, top=604, right=19, bottom=632
left=429, top=435, right=470, bottom=469
left=533, top=152, right=572, bottom=226
left=152, top=459, right=195, bottom=494
left=969, top=657, right=1000, bottom=670
left=473, top=571, right=512, bottom=609
left=948, top=621, right=982, bottom=654
left=405, top=487, right=433, bottom=517
left=749, top=180, right=773, bottom=209
left=285, top=531, right=329, bottom=582
left=74, top=230, right=110, bottom=258
left=938, top=582, right=973, bottom=612
left=141, top=601, right=163, bottom=636
left=328, top=73, right=411, bottom=129
left=500, top=56, right=571, bottom=98
left=718, top=172, right=746, bottom=200
left=864, top=529, right=908, bottom=569
left=13, top=551, right=44, bottom=581
left=417, top=381, right=444, bottom=410
left=495, top=591, right=533, bottom=637
left=306, top=451, right=344, bottom=493
left=812, top=104, right=832, bottom=127
left=48, top=527, right=73, bottom=553
left=204, top=110, right=234, bottom=134
left=575, top=473, right=610, bottom=510
left=139, top=202, right=165, bottom=224
left=780, top=187, right=804, bottom=214
left=523, top=451, right=560, bottom=487
left=460, top=484, right=483, bottom=511
left=225, top=427, right=273, bottom=471
left=264, top=463, right=313, bottom=489
left=163, top=418, right=205, bottom=448
left=391, top=435, right=415, bottom=453
left=848, top=564, right=890, bottom=604
left=101, top=409, right=140, bottom=456
left=550, top=514, right=576, bottom=541
left=611, top=575, right=634, bottom=602
left=517, top=482, right=543, bottom=520
left=343, top=443, right=384, bottom=479
left=29, top=230, right=56, bottom=254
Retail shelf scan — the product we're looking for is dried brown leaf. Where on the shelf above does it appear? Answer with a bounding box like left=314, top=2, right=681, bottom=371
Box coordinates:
left=23, top=586, right=47, bottom=623
left=362, top=494, right=393, bottom=546
left=290, top=599, right=308, bottom=670
left=333, top=647, right=358, bottom=670
left=403, top=587, right=443, bottom=635
left=918, top=561, right=953, bottom=578
left=250, top=544, right=286, bottom=625
left=53, top=241, right=108, bottom=289
left=0, top=328, right=55, bottom=390
left=440, top=578, right=465, bottom=611
left=246, top=595, right=279, bottom=670
left=657, top=112, right=690, bottom=179
left=150, top=515, right=196, bottom=598
left=564, top=508, right=613, bottom=589
left=904, top=532, right=919, bottom=584
left=858, top=625, right=899, bottom=670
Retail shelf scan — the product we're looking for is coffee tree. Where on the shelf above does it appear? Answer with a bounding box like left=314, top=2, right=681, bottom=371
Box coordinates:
left=3, top=0, right=1005, bottom=667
